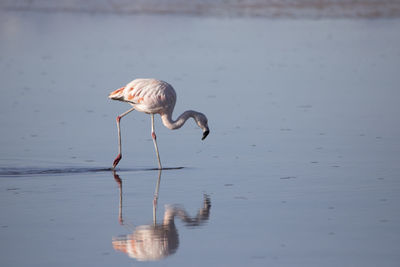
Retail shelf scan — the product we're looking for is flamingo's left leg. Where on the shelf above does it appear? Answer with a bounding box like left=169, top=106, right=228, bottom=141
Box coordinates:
left=112, top=107, right=135, bottom=169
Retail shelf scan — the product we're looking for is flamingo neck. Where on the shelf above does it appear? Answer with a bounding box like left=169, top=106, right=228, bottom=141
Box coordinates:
left=161, top=110, right=196, bottom=130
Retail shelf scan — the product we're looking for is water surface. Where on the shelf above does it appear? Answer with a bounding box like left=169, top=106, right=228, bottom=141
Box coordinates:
left=1, top=7, right=400, bottom=267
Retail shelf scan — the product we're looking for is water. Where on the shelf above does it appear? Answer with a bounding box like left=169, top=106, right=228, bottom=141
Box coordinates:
left=1, top=6, right=400, bottom=267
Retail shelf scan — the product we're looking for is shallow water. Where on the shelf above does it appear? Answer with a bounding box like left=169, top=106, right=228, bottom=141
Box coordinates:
left=1, top=9, right=400, bottom=267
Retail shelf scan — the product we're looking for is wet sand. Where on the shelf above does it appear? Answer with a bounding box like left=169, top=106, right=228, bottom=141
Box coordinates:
left=1, top=4, right=400, bottom=267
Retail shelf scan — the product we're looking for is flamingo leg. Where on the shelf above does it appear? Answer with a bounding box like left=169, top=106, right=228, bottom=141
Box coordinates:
left=112, top=107, right=135, bottom=169
left=151, top=114, right=162, bottom=170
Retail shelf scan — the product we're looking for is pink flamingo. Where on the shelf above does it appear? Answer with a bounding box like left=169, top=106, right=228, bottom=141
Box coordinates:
left=109, top=78, right=209, bottom=169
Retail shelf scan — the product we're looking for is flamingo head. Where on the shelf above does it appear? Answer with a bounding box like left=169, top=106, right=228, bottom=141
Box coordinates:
left=202, top=129, right=210, bottom=140
left=194, top=112, right=209, bottom=140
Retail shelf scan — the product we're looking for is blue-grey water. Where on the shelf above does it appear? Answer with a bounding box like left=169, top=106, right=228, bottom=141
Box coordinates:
left=1, top=4, right=400, bottom=267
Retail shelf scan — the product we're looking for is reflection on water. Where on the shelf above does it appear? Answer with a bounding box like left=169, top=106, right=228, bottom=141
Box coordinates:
left=112, top=171, right=211, bottom=261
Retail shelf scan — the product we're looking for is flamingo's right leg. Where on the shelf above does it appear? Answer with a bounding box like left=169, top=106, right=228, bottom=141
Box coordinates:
left=113, top=107, right=135, bottom=169
left=151, top=114, right=162, bottom=170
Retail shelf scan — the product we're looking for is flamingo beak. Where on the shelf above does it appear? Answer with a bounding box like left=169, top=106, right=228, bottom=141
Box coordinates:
left=202, top=130, right=209, bottom=140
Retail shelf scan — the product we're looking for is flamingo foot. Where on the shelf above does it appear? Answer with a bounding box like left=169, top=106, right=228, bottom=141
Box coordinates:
left=113, top=154, right=122, bottom=169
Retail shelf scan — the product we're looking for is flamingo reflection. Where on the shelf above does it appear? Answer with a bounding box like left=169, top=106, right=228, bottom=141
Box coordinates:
left=112, top=170, right=211, bottom=261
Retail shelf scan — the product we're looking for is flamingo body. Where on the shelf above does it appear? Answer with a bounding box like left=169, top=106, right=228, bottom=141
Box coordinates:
left=109, top=78, right=209, bottom=169
left=109, top=79, right=176, bottom=115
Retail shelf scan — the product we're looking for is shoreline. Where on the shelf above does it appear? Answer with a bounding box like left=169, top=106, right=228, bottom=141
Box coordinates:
left=1, top=0, right=400, bottom=19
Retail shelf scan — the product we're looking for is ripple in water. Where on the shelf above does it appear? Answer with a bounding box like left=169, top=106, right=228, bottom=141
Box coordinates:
left=0, top=166, right=184, bottom=177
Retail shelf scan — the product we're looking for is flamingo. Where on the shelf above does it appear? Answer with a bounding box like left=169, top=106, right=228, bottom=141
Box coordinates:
left=109, top=78, right=209, bottom=169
